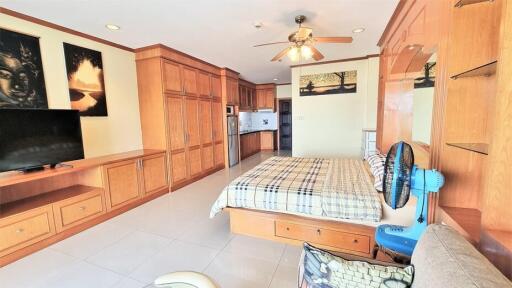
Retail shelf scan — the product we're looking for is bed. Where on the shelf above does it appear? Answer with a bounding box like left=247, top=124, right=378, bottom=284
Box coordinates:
left=210, top=156, right=417, bottom=258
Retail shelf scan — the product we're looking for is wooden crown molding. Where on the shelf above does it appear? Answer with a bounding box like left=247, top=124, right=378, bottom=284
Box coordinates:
left=276, top=82, right=292, bottom=86
left=0, top=7, right=134, bottom=52
left=289, top=54, right=380, bottom=68
left=377, top=0, right=410, bottom=47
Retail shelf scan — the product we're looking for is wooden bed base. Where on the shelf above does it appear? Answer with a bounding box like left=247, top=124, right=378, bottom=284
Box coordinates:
left=227, top=207, right=380, bottom=259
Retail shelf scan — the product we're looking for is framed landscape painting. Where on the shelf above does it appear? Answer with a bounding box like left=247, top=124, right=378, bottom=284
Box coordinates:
left=0, top=28, right=48, bottom=108
left=300, top=70, right=357, bottom=96
left=63, top=43, right=108, bottom=116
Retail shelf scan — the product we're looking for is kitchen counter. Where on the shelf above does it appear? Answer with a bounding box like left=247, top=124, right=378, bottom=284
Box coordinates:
left=239, top=129, right=277, bottom=135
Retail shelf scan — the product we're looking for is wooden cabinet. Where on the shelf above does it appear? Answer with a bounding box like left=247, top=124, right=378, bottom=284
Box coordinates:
left=239, top=81, right=257, bottom=111
left=200, top=99, right=214, bottom=172
left=255, top=84, right=276, bottom=110
left=240, top=132, right=261, bottom=160
left=226, top=78, right=239, bottom=105
left=212, top=100, right=225, bottom=169
left=140, top=154, right=168, bottom=195
left=211, top=75, right=222, bottom=99
left=260, top=131, right=274, bottom=151
left=136, top=46, right=225, bottom=191
left=103, top=159, right=141, bottom=210
left=53, top=188, right=105, bottom=232
left=0, top=206, right=55, bottom=257
left=162, top=60, right=182, bottom=94
left=0, top=150, right=168, bottom=266
left=104, top=153, right=168, bottom=210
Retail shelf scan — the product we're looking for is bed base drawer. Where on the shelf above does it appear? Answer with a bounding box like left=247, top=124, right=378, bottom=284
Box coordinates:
left=275, top=220, right=370, bottom=254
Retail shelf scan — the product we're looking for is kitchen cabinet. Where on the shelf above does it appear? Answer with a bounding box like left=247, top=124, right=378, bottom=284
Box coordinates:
left=260, top=131, right=274, bottom=151
left=226, top=78, right=239, bottom=105
left=255, top=84, right=276, bottom=110
left=239, top=80, right=256, bottom=111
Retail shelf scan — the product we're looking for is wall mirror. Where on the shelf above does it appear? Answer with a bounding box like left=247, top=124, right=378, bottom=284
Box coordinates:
left=411, top=53, right=436, bottom=146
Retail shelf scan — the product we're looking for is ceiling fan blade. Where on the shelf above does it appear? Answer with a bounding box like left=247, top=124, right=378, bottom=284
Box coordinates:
left=314, top=37, right=353, bottom=43
left=308, top=46, right=324, bottom=61
left=296, top=27, right=313, bottom=39
left=271, top=47, right=292, bottom=62
left=253, top=41, right=290, bottom=47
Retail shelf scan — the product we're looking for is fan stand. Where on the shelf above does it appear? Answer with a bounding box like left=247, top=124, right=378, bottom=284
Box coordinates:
left=375, top=166, right=441, bottom=257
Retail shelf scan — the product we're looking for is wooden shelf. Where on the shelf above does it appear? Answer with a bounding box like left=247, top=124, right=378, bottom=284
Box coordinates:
left=451, top=61, right=497, bottom=79
left=455, top=0, right=494, bottom=8
left=0, top=149, right=164, bottom=188
left=446, top=142, right=489, bottom=154
left=0, top=185, right=102, bottom=219
left=441, top=206, right=482, bottom=243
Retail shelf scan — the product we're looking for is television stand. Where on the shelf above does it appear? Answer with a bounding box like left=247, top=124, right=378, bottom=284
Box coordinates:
left=0, top=149, right=169, bottom=267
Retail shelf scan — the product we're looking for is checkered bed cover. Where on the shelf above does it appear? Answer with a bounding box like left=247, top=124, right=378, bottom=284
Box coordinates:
left=210, top=156, right=382, bottom=222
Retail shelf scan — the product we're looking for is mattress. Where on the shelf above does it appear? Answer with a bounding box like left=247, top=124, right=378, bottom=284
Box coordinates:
left=210, top=156, right=382, bottom=222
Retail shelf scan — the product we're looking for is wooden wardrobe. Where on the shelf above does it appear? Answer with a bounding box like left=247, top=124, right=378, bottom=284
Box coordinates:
left=135, top=45, right=225, bottom=191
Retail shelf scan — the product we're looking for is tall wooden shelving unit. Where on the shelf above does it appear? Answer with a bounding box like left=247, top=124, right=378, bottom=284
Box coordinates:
left=437, top=0, right=501, bottom=244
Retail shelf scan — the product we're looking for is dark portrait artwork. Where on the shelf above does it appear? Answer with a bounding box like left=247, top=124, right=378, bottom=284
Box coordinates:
left=0, top=28, right=48, bottom=108
left=63, top=43, right=108, bottom=116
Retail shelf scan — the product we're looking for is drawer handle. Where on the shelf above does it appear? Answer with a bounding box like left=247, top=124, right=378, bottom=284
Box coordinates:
left=317, top=229, right=321, bottom=235
left=353, top=239, right=359, bottom=243
left=286, top=227, right=290, bottom=231
left=16, top=228, right=24, bottom=233
left=79, top=206, right=87, bottom=211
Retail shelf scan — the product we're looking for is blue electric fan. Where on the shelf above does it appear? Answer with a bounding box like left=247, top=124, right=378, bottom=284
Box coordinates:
left=375, top=141, right=445, bottom=257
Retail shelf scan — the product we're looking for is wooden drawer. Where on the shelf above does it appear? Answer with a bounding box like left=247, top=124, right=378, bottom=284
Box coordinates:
left=275, top=221, right=370, bottom=254
left=0, top=206, right=55, bottom=257
left=53, top=189, right=105, bottom=232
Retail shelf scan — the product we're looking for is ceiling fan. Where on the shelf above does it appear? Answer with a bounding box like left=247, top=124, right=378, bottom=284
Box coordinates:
left=254, top=15, right=353, bottom=62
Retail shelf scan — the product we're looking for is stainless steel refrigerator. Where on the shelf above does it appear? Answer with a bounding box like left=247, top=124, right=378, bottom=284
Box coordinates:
left=227, top=116, right=239, bottom=167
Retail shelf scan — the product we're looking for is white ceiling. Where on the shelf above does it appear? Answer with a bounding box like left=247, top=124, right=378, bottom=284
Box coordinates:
left=1, top=0, right=399, bottom=83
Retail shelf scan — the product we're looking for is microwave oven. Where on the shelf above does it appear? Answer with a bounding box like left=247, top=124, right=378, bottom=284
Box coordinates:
left=226, top=105, right=235, bottom=115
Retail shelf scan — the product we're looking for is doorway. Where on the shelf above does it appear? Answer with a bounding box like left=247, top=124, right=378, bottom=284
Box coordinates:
left=279, top=99, right=292, bottom=151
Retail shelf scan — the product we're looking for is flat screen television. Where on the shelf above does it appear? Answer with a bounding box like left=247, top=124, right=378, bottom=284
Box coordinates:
left=0, top=109, right=84, bottom=173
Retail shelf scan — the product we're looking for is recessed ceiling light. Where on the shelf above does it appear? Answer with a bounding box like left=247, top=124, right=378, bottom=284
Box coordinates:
left=352, top=28, right=365, bottom=33
left=253, top=21, right=263, bottom=29
left=273, top=78, right=278, bottom=81
left=105, top=24, right=121, bottom=31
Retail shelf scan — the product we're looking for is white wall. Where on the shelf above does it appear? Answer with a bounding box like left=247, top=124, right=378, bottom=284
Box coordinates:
left=291, top=57, right=379, bottom=158
left=276, top=84, right=292, bottom=99
left=412, top=87, right=434, bottom=144
left=0, top=13, right=142, bottom=158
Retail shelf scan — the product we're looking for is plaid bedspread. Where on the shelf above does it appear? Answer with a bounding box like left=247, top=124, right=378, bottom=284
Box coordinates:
left=210, top=156, right=382, bottom=222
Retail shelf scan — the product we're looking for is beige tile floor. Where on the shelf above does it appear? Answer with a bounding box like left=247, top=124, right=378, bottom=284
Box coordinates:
left=0, top=151, right=302, bottom=288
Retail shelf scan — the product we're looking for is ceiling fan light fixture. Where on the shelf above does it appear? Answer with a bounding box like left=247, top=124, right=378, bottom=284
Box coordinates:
left=352, top=27, right=365, bottom=33
left=288, top=47, right=300, bottom=61
left=301, top=46, right=313, bottom=60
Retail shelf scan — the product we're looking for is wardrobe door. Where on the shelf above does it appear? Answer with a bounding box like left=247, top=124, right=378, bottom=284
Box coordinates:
left=211, top=75, right=222, bottom=99
left=182, top=66, right=198, bottom=97
left=162, top=60, right=182, bottom=94
left=200, top=99, right=214, bottom=172
left=185, top=98, right=202, bottom=177
left=198, top=71, right=211, bottom=98
left=166, top=96, right=188, bottom=185
left=212, top=100, right=224, bottom=168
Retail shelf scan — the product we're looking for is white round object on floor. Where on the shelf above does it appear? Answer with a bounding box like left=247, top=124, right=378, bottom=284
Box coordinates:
left=152, top=271, right=217, bottom=288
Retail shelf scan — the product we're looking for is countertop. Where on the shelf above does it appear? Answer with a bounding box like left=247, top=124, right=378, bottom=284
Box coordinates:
left=239, top=129, right=277, bottom=135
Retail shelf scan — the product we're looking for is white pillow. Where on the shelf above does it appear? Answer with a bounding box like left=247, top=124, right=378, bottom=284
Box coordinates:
left=366, top=154, right=386, bottom=192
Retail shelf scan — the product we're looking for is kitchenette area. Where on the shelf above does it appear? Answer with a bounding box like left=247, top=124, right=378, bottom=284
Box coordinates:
left=226, top=79, right=278, bottom=167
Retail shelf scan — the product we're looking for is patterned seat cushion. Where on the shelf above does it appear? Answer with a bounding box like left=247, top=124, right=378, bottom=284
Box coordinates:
left=300, top=243, right=414, bottom=288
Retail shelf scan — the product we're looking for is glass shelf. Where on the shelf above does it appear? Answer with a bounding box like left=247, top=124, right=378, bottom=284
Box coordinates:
left=455, top=0, right=494, bottom=8
left=446, top=143, right=489, bottom=155
left=451, top=61, right=497, bottom=79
